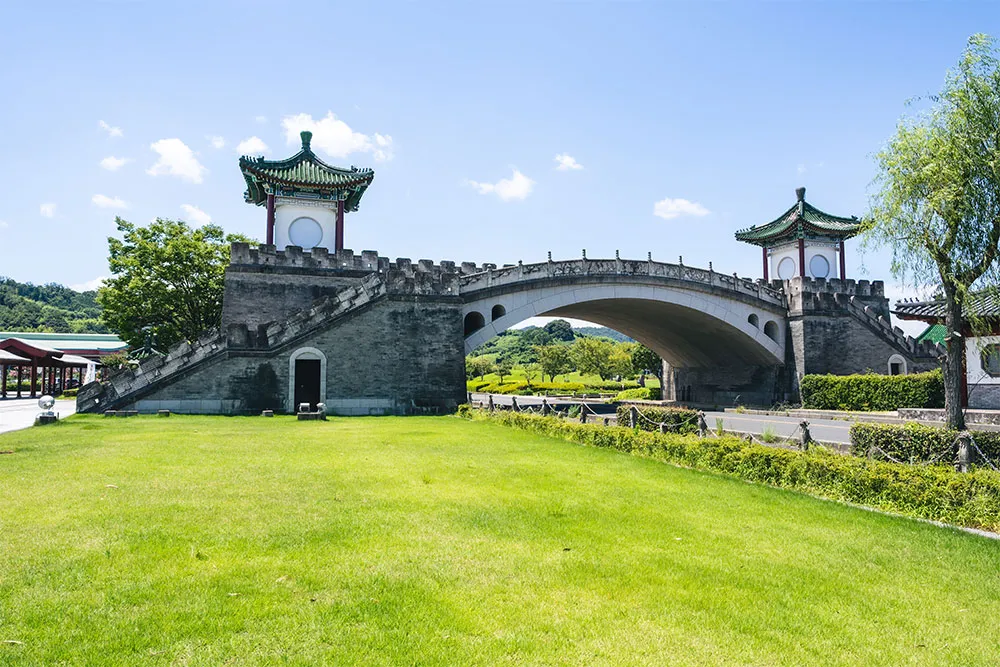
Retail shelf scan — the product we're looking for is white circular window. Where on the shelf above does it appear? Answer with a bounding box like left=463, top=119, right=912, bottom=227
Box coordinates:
left=809, top=254, right=831, bottom=279
left=288, top=217, right=323, bottom=249
left=777, top=257, right=796, bottom=280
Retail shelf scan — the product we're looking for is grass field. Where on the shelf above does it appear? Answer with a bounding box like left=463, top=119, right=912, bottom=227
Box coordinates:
left=469, top=368, right=662, bottom=388
left=1, top=415, right=999, bottom=665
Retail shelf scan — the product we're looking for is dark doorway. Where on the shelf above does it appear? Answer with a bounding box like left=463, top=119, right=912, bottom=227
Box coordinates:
left=294, top=359, right=321, bottom=410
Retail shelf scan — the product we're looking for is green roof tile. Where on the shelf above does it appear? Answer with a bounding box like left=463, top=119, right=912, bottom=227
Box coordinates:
left=735, top=188, right=860, bottom=246
left=239, top=132, right=374, bottom=211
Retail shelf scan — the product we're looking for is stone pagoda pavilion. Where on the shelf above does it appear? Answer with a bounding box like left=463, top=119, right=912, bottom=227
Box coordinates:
left=239, top=131, right=375, bottom=251
left=735, top=187, right=861, bottom=282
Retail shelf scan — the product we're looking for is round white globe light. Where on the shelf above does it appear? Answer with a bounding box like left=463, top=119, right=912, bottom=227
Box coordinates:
left=38, top=395, right=55, bottom=410
left=288, top=217, right=324, bottom=249
left=776, top=257, right=796, bottom=280
left=810, top=254, right=831, bottom=279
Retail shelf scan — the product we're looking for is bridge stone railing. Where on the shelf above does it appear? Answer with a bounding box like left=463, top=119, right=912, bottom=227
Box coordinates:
left=457, top=257, right=786, bottom=307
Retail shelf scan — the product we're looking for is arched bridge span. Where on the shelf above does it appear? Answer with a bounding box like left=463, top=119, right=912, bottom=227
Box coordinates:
left=460, top=258, right=787, bottom=367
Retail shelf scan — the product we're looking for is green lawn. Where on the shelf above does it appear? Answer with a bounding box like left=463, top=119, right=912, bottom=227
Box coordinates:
left=1, top=416, right=998, bottom=665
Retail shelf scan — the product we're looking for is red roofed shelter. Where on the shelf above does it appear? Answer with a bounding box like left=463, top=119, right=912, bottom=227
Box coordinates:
left=0, top=338, right=91, bottom=399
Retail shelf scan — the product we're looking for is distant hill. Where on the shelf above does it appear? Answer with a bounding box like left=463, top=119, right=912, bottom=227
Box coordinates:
left=0, top=277, right=107, bottom=333
left=573, top=326, right=634, bottom=343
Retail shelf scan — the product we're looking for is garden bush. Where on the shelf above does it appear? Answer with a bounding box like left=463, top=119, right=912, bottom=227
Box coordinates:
left=466, top=379, right=640, bottom=395
left=460, top=409, right=1000, bottom=532
left=850, top=421, right=1000, bottom=465
left=615, top=404, right=698, bottom=434
left=613, top=387, right=662, bottom=402
left=800, top=369, right=943, bottom=411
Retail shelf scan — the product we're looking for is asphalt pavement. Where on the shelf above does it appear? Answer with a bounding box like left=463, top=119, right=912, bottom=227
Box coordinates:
left=0, top=398, right=77, bottom=435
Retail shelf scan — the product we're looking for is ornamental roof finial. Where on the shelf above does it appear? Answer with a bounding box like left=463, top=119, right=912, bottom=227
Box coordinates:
left=300, top=130, right=313, bottom=151
left=795, top=186, right=806, bottom=202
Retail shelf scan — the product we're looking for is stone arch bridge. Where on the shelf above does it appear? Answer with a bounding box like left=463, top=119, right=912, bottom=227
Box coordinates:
left=78, top=245, right=942, bottom=415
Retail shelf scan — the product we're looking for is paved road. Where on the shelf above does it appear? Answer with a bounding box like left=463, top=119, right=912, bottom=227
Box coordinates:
left=0, top=398, right=77, bottom=435
left=470, top=393, right=853, bottom=445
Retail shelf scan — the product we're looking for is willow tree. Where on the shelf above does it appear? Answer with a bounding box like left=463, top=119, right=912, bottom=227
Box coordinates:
left=865, top=34, right=1000, bottom=429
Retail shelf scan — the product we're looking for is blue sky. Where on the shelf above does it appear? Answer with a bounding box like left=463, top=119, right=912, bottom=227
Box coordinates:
left=0, top=2, right=995, bottom=333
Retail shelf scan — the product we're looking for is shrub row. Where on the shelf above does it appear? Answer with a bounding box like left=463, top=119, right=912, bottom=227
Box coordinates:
left=800, top=369, right=944, bottom=411
left=456, top=407, right=1000, bottom=532
left=850, top=421, right=1000, bottom=465
left=466, top=380, right=640, bottom=395
left=613, top=387, right=662, bottom=402
left=615, top=404, right=699, bottom=434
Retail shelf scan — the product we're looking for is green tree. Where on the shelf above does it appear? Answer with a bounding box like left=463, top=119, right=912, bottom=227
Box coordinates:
left=543, top=319, right=575, bottom=342
left=465, top=355, right=493, bottom=380
left=864, top=34, right=1000, bottom=429
left=571, top=337, right=618, bottom=380
left=495, top=357, right=513, bottom=383
left=631, top=344, right=663, bottom=380
left=98, top=218, right=252, bottom=349
left=535, top=343, right=573, bottom=381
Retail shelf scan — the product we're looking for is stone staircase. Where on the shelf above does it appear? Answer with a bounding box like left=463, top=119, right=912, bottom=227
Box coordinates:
left=77, top=274, right=389, bottom=413
left=840, top=294, right=943, bottom=361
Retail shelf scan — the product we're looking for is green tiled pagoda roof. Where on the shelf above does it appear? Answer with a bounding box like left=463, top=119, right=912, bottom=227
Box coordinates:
left=239, top=131, right=374, bottom=211
left=735, top=188, right=860, bottom=247
left=916, top=323, right=947, bottom=345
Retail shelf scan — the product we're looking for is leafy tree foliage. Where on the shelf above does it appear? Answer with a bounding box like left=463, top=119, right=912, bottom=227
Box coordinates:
left=535, top=343, right=573, bottom=381
left=465, top=355, right=494, bottom=380
left=98, top=218, right=252, bottom=349
left=570, top=337, right=632, bottom=380
left=494, top=356, right=513, bottom=382
left=631, top=344, right=662, bottom=377
left=864, top=34, right=1000, bottom=428
left=543, top=319, right=575, bottom=342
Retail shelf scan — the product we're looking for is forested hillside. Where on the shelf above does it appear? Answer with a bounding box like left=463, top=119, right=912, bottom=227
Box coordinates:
left=0, top=277, right=107, bottom=333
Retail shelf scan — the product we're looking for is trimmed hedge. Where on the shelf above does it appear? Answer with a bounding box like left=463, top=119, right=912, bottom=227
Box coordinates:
left=850, top=422, right=1000, bottom=465
left=467, top=380, right=641, bottom=395
left=615, top=404, right=698, bottom=434
left=613, top=387, right=662, bottom=402
left=800, top=369, right=944, bottom=411
left=457, top=408, right=1000, bottom=532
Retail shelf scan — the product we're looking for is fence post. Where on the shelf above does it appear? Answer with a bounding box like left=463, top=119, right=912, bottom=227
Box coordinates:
left=467, top=391, right=472, bottom=405
left=799, top=420, right=812, bottom=451
left=697, top=411, right=708, bottom=438
left=541, top=398, right=551, bottom=416
left=659, top=423, right=667, bottom=435
left=629, top=406, right=638, bottom=429
left=956, top=431, right=971, bottom=473
left=510, top=396, right=518, bottom=412
left=580, top=404, right=587, bottom=424
left=487, top=394, right=495, bottom=412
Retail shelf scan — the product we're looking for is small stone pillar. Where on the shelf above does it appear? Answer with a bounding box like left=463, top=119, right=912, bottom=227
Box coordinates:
left=697, top=411, right=708, bottom=438
left=261, top=409, right=274, bottom=417
left=659, top=423, right=668, bottom=435
left=511, top=396, right=518, bottom=412
left=956, top=431, right=972, bottom=473
left=580, top=404, right=587, bottom=424
left=541, top=399, right=551, bottom=416
left=799, top=421, right=812, bottom=451
left=629, top=406, right=638, bottom=429
left=487, top=395, right=495, bottom=412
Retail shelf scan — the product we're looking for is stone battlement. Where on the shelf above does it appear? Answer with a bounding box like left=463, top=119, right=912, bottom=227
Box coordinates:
left=778, top=276, right=885, bottom=298
left=230, top=242, right=469, bottom=279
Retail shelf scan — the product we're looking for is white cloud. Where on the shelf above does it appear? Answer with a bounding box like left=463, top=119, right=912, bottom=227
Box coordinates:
left=180, top=204, right=212, bottom=226
left=39, top=202, right=57, bottom=218
left=466, top=169, right=535, bottom=202
left=70, top=276, right=107, bottom=292
left=100, top=156, right=129, bottom=171
left=208, top=135, right=225, bottom=149
left=797, top=163, right=807, bottom=175
left=99, top=120, right=123, bottom=137
left=236, top=136, right=269, bottom=155
left=653, top=197, right=710, bottom=220
left=0, top=220, right=8, bottom=229
left=146, top=138, right=207, bottom=183
left=92, top=194, right=128, bottom=209
left=282, top=111, right=394, bottom=161
left=255, top=115, right=268, bottom=124
left=554, top=153, right=583, bottom=171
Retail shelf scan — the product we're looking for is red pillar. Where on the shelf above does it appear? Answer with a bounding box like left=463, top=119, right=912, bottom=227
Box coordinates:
left=761, top=246, right=769, bottom=281
left=839, top=240, right=846, bottom=279
left=16, top=365, right=22, bottom=398
left=266, top=193, right=275, bottom=246
left=1, top=363, right=6, bottom=398
left=30, top=362, right=37, bottom=398
left=798, top=238, right=806, bottom=278
left=335, top=199, right=345, bottom=252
